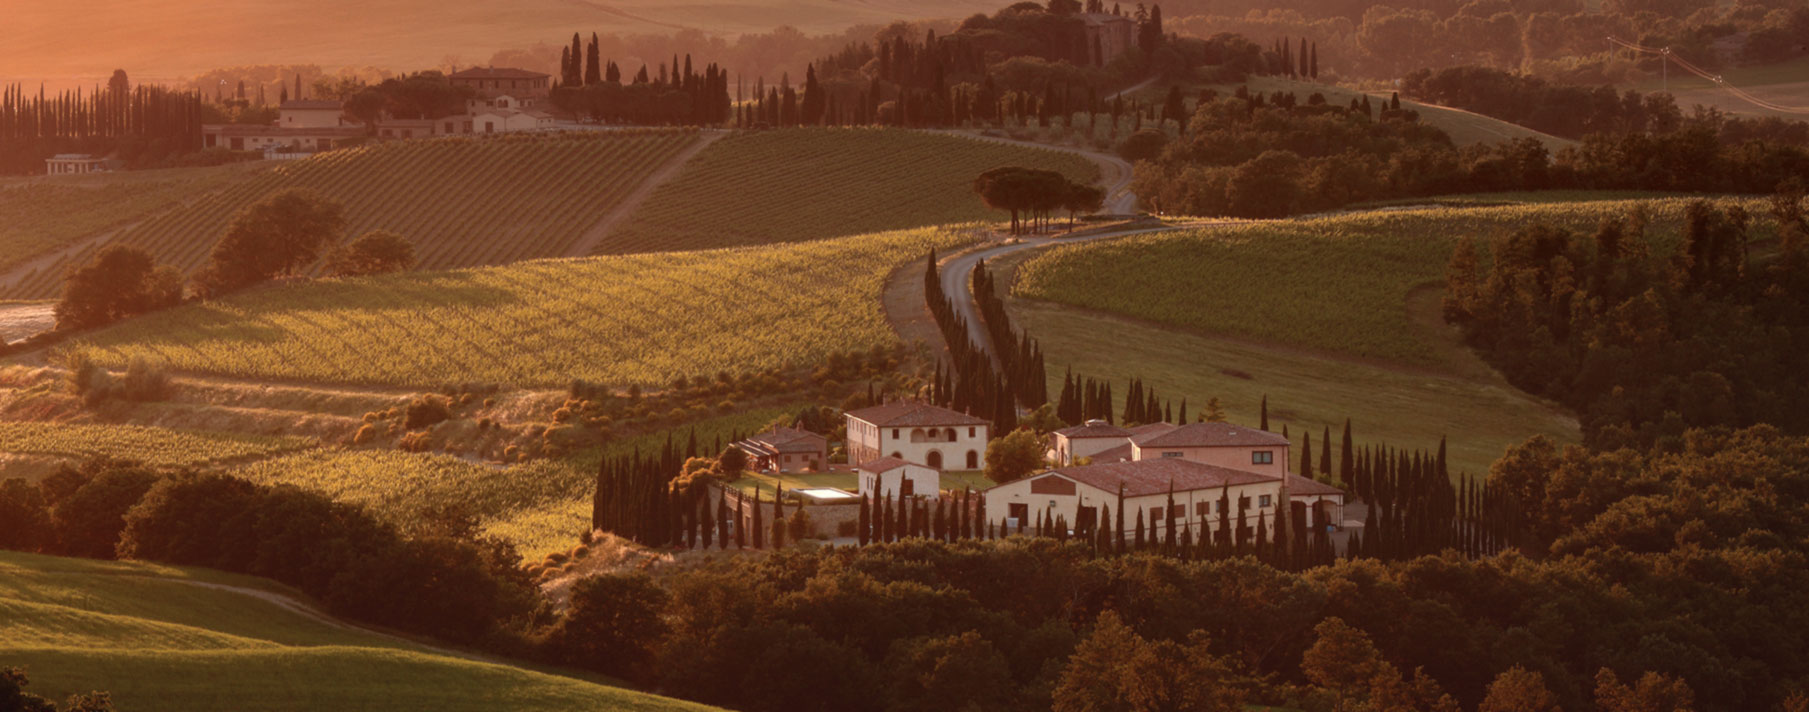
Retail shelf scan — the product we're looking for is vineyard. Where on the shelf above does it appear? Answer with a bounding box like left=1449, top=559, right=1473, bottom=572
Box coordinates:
left=596, top=128, right=1098, bottom=254
left=71, top=226, right=977, bottom=389
left=0, top=551, right=719, bottom=712
left=0, top=422, right=315, bottom=468
left=235, top=405, right=797, bottom=560
left=0, top=163, right=266, bottom=279
left=1015, top=198, right=1766, bottom=366
left=3, top=131, right=700, bottom=299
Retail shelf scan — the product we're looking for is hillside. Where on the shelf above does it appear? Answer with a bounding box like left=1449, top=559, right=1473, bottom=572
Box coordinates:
left=0, top=550, right=720, bottom=712
left=1006, top=199, right=1766, bottom=475
left=64, top=226, right=977, bottom=389
left=2, top=131, right=700, bottom=300
left=5, top=0, right=998, bottom=82
left=1636, top=56, right=1809, bottom=120
left=598, top=128, right=1102, bottom=254
left=0, top=422, right=314, bottom=478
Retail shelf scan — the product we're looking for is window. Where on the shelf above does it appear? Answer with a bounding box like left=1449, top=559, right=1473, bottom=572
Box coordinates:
left=1162, top=451, right=1183, bottom=458
left=892, top=428, right=899, bottom=439
left=968, top=427, right=976, bottom=438
left=966, top=450, right=978, bottom=469
left=1195, top=501, right=1209, bottom=516
left=1259, top=495, right=1273, bottom=508
left=1238, top=495, right=1250, bottom=511
left=1252, top=451, right=1274, bottom=465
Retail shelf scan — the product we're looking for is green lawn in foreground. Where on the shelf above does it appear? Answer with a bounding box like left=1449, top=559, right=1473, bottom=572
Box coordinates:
left=0, top=550, right=721, bottom=712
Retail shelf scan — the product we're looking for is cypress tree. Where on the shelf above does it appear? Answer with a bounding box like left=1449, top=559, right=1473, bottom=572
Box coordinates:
left=718, top=488, right=730, bottom=550
left=1133, top=507, right=1146, bottom=550
left=751, top=489, right=765, bottom=549
left=1164, top=480, right=1177, bottom=551
left=1300, top=433, right=1313, bottom=479
left=1178, top=398, right=1187, bottom=424
left=1259, top=395, right=1269, bottom=431
left=859, top=494, right=871, bottom=546
left=585, top=33, right=602, bottom=85
left=1339, top=419, right=1354, bottom=489
left=700, top=497, right=713, bottom=548
left=1320, top=426, right=1332, bottom=481
left=735, top=493, right=746, bottom=548
left=771, top=484, right=785, bottom=548
left=1115, top=484, right=1127, bottom=555
left=1099, top=504, right=1113, bottom=550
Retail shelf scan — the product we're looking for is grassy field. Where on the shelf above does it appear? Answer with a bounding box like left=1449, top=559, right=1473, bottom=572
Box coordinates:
left=0, top=422, right=315, bottom=470
left=64, top=225, right=977, bottom=389
left=0, top=163, right=266, bottom=277
left=4, top=131, right=699, bottom=300
left=1015, top=198, right=1760, bottom=367
left=0, top=550, right=720, bottom=712
left=600, top=129, right=1100, bottom=254
left=235, top=405, right=799, bottom=560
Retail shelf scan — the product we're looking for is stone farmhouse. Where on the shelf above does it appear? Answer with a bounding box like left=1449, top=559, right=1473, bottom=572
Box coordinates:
left=856, top=457, right=941, bottom=499
left=989, top=421, right=1346, bottom=541
left=43, top=154, right=111, bottom=175
left=1081, top=12, right=1137, bottom=66
left=844, top=401, right=990, bottom=471
left=733, top=427, right=828, bottom=474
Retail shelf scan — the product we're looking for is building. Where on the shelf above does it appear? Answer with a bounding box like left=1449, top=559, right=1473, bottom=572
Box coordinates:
left=857, top=457, right=941, bottom=499
left=459, top=108, right=555, bottom=134
left=278, top=100, right=352, bottom=128
left=201, top=124, right=364, bottom=153
left=44, top=154, right=109, bottom=175
left=983, top=458, right=1282, bottom=537
left=988, top=421, right=1346, bottom=539
left=733, top=427, right=828, bottom=474
left=1049, top=419, right=1133, bottom=465
left=1081, top=13, right=1137, bottom=66
left=844, top=401, right=990, bottom=471
left=449, top=67, right=552, bottom=99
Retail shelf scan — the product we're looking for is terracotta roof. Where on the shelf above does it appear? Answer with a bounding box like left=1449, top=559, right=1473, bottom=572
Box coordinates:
left=845, top=401, right=989, bottom=427
left=1010, top=459, right=1276, bottom=498
left=281, top=100, right=342, bottom=110
left=1286, top=474, right=1346, bottom=497
left=743, top=427, right=825, bottom=453
left=1135, top=422, right=1289, bottom=448
left=857, top=456, right=911, bottom=474
left=1055, top=420, right=1132, bottom=439
left=450, top=67, right=550, bottom=80
left=1086, top=443, right=1134, bottom=463
left=1127, top=422, right=1179, bottom=441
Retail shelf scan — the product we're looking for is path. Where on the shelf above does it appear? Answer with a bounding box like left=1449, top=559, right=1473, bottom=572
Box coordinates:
left=566, top=129, right=726, bottom=257
left=0, top=220, right=141, bottom=295
left=0, top=303, right=54, bottom=343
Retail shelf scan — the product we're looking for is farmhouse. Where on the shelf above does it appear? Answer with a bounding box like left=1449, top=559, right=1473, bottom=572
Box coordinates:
left=856, top=457, right=941, bottom=499
left=995, top=421, right=1346, bottom=539
left=1081, top=12, right=1137, bottom=66
left=449, top=67, right=552, bottom=99
left=201, top=124, right=363, bottom=153
left=278, top=99, right=353, bottom=128
left=733, top=426, right=827, bottom=473
left=844, top=401, right=989, bottom=470
left=43, top=154, right=110, bottom=175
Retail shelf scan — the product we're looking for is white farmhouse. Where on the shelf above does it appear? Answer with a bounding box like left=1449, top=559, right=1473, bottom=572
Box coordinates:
left=856, top=457, right=941, bottom=499
left=844, top=401, right=989, bottom=471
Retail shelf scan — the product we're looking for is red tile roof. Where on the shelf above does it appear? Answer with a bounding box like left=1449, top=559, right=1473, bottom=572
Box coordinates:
left=1286, top=474, right=1347, bottom=497
left=857, top=456, right=912, bottom=474
left=845, top=401, right=989, bottom=427
left=1086, top=443, right=1134, bottom=463
left=743, top=427, right=825, bottom=454
left=450, top=67, right=550, bottom=80
left=1005, top=459, right=1276, bottom=497
left=1135, top=422, right=1289, bottom=448
left=1127, top=422, right=1178, bottom=440
left=1055, top=420, right=1132, bottom=439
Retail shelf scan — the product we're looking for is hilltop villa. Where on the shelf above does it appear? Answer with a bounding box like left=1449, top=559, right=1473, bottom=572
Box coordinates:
left=844, top=401, right=990, bottom=471
left=733, top=427, right=828, bottom=474
left=990, top=421, right=1345, bottom=540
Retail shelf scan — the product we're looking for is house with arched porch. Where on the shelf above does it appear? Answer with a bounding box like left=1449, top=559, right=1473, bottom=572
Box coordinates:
left=844, top=401, right=990, bottom=471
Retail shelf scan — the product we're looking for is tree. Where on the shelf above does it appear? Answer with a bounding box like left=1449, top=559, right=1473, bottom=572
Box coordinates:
left=1053, top=610, right=1143, bottom=712
left=1, top=667, right=59, bottom=712
left=1120, top=128, right=1167, bottom=163
left=194, top=188, right=346, bottom=297
left=985, top=428, right=1047, bottom=484
left=885, top=631, right=1016, bottom=711
left=343, top=88, right=387, bottom=132
left=53, top=463, right=159, bottom=559
left=1301, top=617, right=1392, bottom=710
left=717, top=445, right=748, bottom=479
left=1480, top=666, right=1561, bottom=712
left=1594, top=669, right=1695, bottom=712
left=0, top=478, right=51, bottom=552
left=549, top=573, right=670, bottom=679
left=326, top=230, right=416, bottom=277
left=1202, top=397, right=1227, bottom=422
left=54, top=245, right=183, bottom=330
left=1063, top=183, right=1107, bottom=228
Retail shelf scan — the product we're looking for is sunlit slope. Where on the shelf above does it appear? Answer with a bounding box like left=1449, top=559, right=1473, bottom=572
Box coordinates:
left=69, top=226, right=976, bottom=389
left=5, top=131, right=697, bottom=300
left=0, top=550, right=722, bottom=712
left=599, top=128, right=1101, bottom=254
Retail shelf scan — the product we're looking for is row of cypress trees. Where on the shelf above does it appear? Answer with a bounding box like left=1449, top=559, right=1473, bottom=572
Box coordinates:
left=0, top=81, right=204, bottom=174
left=971, top=259, right=1048, bottom=408
left=856, top=489, right=988, bottom=545
left=922, top=249, right=1025, bottom=434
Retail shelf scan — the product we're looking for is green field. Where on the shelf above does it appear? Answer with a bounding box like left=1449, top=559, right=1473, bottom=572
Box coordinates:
left=0, top=422, right=315, bottom=471
left=4, top=131, right=699, bottom=299
left=235, top=405, right=798, bottom=560
left=1016, top=198, right=1759, bottom=366
left=65, top=226, right=975, bottom=389
left=600, top=128, right=1100, bottom=253
left=0, top=163, right=266, bottom=278
left=0, top=550, right=719, bottom=712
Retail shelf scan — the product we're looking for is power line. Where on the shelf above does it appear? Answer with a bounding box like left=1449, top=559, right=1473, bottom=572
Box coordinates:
left=1606, top=36, right=1809, bottom=115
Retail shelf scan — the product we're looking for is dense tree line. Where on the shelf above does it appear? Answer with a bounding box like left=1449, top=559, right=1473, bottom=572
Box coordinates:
left=974, top=166, right=1104, bottom=234
left=540, top=426, right=1809, bottom=712
left=1445, top=198, right=1809, bottom=448
left=0, top=74, right=204, bottom=175
left=971, top=259, right=1049, bottom=408
left=548, top=33, right=731, bottom=125
left=1135, top=85, right=1809, bottom=217
left=922, top=249, right=1027, bottom=434
left=0, top=458, right=536, bottom=645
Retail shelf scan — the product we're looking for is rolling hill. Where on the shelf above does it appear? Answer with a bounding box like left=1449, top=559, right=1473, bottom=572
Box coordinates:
left=65, top=225, right=977, bottom=389
left=597, top=128, right=1101, bottom=254
left=0, top=550, right=721, bottom=712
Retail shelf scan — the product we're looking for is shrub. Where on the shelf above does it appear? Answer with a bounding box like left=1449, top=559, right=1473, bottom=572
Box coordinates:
left=352, top=424, right=378, bottom=445
left=121, top=356, right=172, bottom=402
left=326, top=229, right=416, bottom=277
left=403, top=394, right=453, bottom=430
left=398, top=431, right=433, bottom=452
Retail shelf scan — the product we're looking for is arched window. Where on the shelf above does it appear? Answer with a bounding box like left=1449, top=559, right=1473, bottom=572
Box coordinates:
left=889, top=452, right=902, bottom=459
left=966, top=450, right=979, bottom=469
left=927, top=450, right=943, bottom=468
